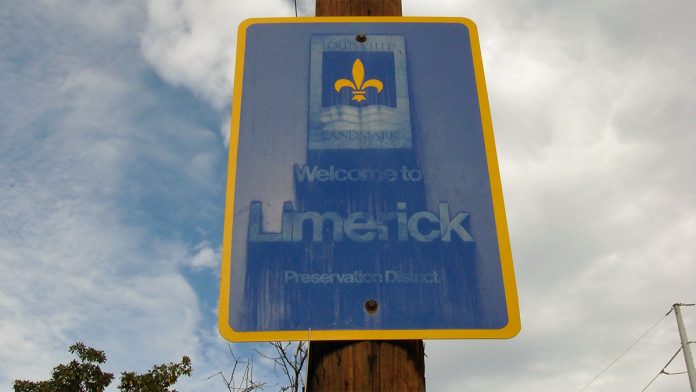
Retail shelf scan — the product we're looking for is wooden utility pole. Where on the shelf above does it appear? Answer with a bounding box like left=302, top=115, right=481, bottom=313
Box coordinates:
left=316, top=0, right=403, bottom=16
left=307, top=340, right=425, bottom=391
left=306, top=1, right=426, bottom=391
left=673, top=304, right=696, bottom=392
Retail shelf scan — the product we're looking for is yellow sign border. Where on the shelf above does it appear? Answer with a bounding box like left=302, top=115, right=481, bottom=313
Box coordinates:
left=219, top=17, right=520, bottom=342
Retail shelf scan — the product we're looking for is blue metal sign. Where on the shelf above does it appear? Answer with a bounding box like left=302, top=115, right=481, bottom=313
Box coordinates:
left=219, top=17, right=520, bottom=341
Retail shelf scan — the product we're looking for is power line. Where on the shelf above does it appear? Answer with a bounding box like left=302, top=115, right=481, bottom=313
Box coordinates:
left=579, top=309, right=673, bottom=392
left=641, top=347, right=683, bottom=392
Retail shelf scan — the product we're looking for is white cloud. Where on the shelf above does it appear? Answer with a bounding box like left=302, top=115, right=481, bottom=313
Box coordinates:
left=189, top=241, right=220, bottom=270
left=141, top=0, right=294, bottom=110
left=220, top=115, right=232, bottom=147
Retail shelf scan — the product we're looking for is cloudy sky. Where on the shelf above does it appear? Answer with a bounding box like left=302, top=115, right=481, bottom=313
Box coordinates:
left=1, top=0, right=695, bottom=391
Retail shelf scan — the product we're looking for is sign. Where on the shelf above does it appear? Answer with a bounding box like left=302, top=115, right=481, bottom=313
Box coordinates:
left=219, top=17, right=520, bottom=341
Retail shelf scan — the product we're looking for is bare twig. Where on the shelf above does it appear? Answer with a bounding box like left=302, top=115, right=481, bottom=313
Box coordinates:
left=256, top=341, right=308, bottom=392
left=209, top=344, right=267, bottom=392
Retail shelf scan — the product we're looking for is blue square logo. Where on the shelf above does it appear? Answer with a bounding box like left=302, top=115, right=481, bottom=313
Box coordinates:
left=309, top=35, right=412, bottom=150
left=322, top=51, right=397, bottom=108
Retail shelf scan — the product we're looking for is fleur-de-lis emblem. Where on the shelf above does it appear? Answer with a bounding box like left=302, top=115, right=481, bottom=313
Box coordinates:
left=334, top=58, right=383, bottom=102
